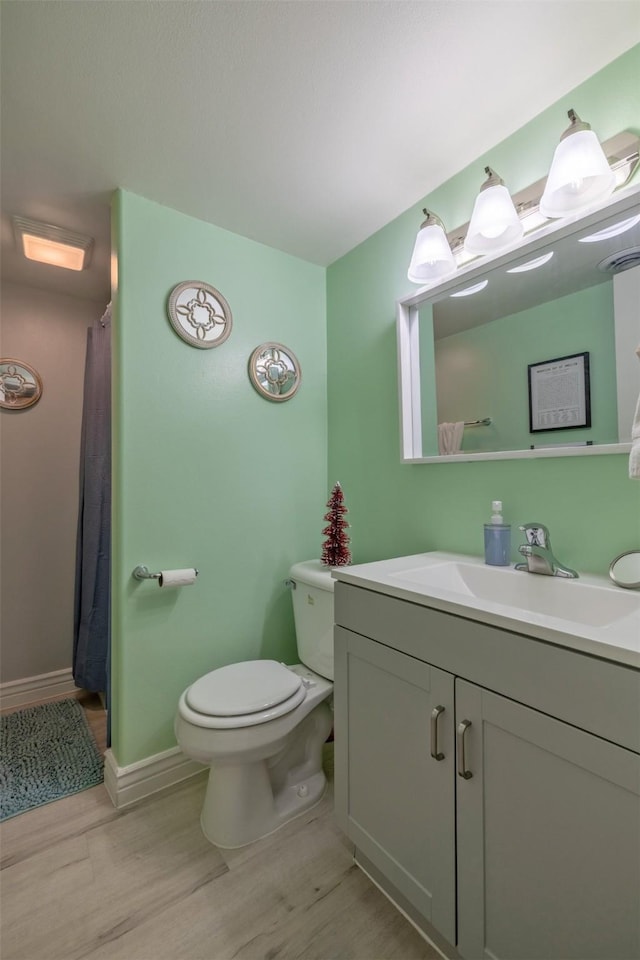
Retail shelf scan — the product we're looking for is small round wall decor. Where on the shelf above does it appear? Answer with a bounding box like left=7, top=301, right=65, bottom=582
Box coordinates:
left=248, top=342, right=301, bottom=402
left=0, top=358, right=43, bottom=410
left=167, top=281, right=232, bottom=349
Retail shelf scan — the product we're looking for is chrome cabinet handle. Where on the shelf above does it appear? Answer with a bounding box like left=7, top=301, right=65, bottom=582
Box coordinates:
left=430, top=705, right=445, bottom=760
left=457, top=719, right=473, bottom=779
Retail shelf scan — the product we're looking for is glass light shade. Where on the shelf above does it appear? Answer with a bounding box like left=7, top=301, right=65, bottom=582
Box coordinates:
left=540, top=129, right=615, bottom=218
left=407, top=222, right=456, bottom=284
left=464, top=183, right=524, bottom=255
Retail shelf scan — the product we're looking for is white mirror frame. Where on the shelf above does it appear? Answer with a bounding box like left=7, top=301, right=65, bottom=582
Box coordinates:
left=397, top=182, right=640, bottom=464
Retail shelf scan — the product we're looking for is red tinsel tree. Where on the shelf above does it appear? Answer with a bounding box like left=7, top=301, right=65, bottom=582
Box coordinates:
left=321, top=482, right=351, bottom=566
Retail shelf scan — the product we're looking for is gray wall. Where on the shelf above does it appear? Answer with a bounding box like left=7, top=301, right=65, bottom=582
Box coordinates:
left=1, top=283, right=105, bottom=683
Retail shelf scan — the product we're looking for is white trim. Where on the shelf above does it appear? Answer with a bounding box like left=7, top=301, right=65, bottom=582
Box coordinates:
left=397, top=299, right=422, bottom=461
left=104, top=746, right=206, bottom=810
left=0, top=668, right=78, bottom=709
left=402, top=441, right=632, bottom=465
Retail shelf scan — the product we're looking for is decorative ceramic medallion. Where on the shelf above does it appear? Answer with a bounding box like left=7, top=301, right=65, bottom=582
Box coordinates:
left=167, top=281, right=232, bottom=349
left=0, top=359, right=43, bottom=410
left=248, top=343, right=301, bottom=402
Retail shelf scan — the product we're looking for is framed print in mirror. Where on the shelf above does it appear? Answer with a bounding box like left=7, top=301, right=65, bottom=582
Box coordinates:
left=0, top=359, right=43, bottom=410
left=167, top=281, right=232, bottom=348
left=248, top=343, right=301, bottom=402
left=528, top=352, right=591, bottom=433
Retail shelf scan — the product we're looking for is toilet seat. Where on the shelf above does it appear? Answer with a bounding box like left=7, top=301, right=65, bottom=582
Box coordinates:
left=182, top=660, right=307, bottom=729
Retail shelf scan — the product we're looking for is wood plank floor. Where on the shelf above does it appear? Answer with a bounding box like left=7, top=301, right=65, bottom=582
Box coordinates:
left=0, top=713, right=440, bottom=960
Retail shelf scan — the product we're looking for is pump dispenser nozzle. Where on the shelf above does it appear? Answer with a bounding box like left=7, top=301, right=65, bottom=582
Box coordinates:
left=490, top=500, right=504, bottom=523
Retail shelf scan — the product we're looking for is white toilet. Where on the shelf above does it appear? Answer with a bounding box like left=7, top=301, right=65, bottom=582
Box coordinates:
left=175, top=560, right=334, bottom=849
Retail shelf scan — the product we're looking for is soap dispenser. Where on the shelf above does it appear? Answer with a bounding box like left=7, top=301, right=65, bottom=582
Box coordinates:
left=484, top=500, right=511, bottom=566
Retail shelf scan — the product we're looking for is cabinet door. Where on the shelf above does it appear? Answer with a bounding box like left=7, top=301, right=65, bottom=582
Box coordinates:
left=334, top=626, right=455, bottom=944
left=456, top=679, right=640, bottom=960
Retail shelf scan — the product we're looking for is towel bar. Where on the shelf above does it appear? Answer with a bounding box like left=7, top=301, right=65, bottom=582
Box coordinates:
left=464, top=417, right=492, bottom=427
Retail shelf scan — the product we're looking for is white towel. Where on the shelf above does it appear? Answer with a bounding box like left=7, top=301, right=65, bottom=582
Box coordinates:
left=438, top=421, right=464, bottom=455
left=629, top=345, right=640, bottom=480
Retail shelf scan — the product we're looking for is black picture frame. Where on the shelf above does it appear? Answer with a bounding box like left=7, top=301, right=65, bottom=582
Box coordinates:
left=528, top=352, right=591, bottom=433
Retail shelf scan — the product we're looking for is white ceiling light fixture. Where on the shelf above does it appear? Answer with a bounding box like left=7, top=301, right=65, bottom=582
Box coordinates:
left=407, top=209, right=456, bottom=285
left=464, top=167, right=523, bottom=255
left=539, top=109, right=616, bottom=219
left=12, top=216, right=94, bottom=271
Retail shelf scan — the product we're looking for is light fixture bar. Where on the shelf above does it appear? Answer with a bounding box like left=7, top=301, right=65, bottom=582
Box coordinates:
left=12, top=216, right=94, bottom=271
left=447, top=129, right=640, bottom=266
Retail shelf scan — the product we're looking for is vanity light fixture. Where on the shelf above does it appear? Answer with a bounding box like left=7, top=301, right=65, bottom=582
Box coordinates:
left=407, top=209, right=457, bottom=284
left=408, top=129, right=639, bottom=282
left=578, top=213, right=640, bottom=243
left=506, top=251, right=555, bottom=273
left=449, top=279, right=489, bottom=298
left=539, top=109, right=616, bottom=219
left=464, top=167, right=523, bottom=255
left=12, top=216, right=93, bottom=271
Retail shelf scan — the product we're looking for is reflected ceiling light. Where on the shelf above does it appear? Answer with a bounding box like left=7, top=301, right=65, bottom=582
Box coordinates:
left=12, top=216, right=93, bottom=271
left=449, top=280, right=488, bottom=298
left=539, top=109, right=615, bottom=219
left=506, top=251, right=555, bottom=273
left=407, top=209, right=456, bottom=285
left=464, top=167, right=523, bottom=255
left=578, top=213, right=640, bottom=243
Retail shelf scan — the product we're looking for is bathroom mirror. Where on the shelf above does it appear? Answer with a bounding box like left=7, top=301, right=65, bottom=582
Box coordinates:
left=397, top=185, right=640, bottom=462
left=609, top=550, right=640, bottom=590
left=0, top=358, right=43, bottom=410
left=248, top=343, right=301, bottom=401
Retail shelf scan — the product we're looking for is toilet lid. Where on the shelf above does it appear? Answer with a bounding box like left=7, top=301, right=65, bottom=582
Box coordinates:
left=185, top=660, right=303, bottom=717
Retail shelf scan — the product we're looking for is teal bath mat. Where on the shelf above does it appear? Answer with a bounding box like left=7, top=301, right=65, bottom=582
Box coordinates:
left=0, top=698, right=104, bottom=821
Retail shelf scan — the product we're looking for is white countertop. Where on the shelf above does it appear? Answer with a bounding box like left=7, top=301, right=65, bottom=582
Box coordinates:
left=332, top=552, right=640, bottom=670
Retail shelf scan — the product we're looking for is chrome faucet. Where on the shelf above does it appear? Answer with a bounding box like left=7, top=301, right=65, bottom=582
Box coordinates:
left=515, top=523, right=578, bottom=578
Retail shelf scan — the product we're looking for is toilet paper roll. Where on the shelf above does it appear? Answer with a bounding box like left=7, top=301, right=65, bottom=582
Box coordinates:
left=158, top=568, right=198, bottom=588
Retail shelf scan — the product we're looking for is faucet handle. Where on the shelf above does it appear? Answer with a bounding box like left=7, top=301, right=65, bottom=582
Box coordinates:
left=518, top=522, right=550, bottom=548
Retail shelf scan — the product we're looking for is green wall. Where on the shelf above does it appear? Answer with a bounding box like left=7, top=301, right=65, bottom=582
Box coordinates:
left=327, top=46, right=640, bottom=572
left=433, top=282, right=617, bottom=453
left=112, top=192, right=326, bottom=765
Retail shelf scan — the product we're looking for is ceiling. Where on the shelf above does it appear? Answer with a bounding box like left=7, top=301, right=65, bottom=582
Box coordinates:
left=1, top=1, right=638, bottom=306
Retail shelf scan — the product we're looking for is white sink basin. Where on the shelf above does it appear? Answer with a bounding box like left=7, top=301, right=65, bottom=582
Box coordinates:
left=388, top=560, right=637, bottom=628
left=332, top=552, right=640, bottom=667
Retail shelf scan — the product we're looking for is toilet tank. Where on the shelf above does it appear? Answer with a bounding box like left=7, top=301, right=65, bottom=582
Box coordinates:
left=290, top=560, right=335, bottom=680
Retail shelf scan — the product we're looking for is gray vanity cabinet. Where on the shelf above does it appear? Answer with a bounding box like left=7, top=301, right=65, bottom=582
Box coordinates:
left=334, top=581, right=640, bottom=960
left=334, top=626, right=456, bottom=945
left=456, top=679, right=640, bottom=960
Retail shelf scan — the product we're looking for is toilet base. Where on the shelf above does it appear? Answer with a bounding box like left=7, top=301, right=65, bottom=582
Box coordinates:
left=199, top=701, right=333, bottom=849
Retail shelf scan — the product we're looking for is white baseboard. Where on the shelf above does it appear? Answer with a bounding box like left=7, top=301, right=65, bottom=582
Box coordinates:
left=104, top=746, right=206, bottom=810
left=0, top=668, right=78, bottom=709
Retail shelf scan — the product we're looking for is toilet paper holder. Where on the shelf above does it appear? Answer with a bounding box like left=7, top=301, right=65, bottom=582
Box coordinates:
left=132, top=565, right=199, bottom=581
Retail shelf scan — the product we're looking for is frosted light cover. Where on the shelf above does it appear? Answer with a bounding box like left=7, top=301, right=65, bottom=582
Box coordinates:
left=464, top=184, right=523, bottom=255
left=540, top=129, right=615, bottom=218
left=408, top=223, right=456, bottom=284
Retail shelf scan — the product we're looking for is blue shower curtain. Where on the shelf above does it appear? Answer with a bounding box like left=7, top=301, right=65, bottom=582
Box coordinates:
left=73, top=303, right=111, bottom=699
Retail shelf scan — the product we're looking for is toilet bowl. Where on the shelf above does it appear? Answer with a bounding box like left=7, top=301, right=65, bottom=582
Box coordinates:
left=175, top=560, right=334, bottom=849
